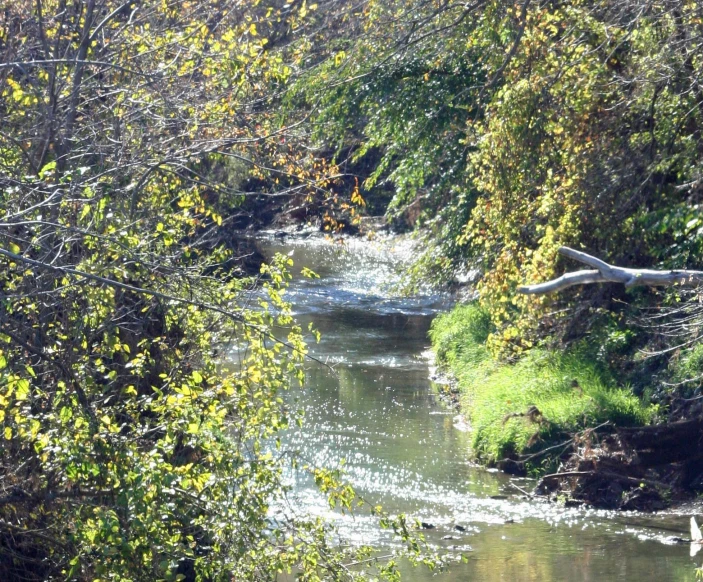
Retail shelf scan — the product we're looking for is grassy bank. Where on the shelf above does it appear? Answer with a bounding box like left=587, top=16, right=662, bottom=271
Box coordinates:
left=430, top=304, right=656, bottom=473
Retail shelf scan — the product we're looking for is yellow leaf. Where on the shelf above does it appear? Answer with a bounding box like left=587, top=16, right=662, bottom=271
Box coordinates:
left=15, top=379, right=30, bottom=401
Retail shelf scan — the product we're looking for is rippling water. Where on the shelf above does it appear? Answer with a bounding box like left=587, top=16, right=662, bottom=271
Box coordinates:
left=243, top=231, right=702, bottom=581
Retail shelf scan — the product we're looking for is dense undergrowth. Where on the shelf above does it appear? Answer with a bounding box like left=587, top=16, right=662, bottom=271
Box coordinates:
left=430, top=304, right=656, bottom=473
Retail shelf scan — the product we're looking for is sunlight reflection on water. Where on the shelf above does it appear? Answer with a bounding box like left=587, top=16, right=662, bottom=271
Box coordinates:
left=252, top=231, right=701, bottom=581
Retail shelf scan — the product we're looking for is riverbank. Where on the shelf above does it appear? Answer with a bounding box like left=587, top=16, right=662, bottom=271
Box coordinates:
left=256, top=231, right=703, bottom=581
left=428, top=304, right=657, bottom=482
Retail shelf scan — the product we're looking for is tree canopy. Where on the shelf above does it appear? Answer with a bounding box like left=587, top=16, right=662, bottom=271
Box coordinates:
left=0, top=0, right=429, bottom=579
left=291, top=0, right=703, bottom=361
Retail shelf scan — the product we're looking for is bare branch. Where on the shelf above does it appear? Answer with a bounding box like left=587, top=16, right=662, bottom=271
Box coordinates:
left=0, top=246, right=245, bottom=324
left=0, top=59, right=155, bottom=78
left=518, top=247, right=703, bottom=295
left=0, top=247, right=333, bottom=370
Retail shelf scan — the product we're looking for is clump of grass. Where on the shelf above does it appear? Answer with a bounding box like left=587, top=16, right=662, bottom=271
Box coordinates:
left=430, top=303, right=492, bottom=367
left=667, top=342, right=703, bottom=395
left=430, top=304, right=656, bottom=471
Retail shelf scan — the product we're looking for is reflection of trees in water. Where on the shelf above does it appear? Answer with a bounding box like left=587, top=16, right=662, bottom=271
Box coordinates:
left=446, top=524, right=696, bottom=582
left=323, top=364, right=475, bottom=485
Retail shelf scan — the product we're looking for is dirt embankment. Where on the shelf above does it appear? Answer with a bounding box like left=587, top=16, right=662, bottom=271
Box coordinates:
left=428, top=349, right=703, bottom=511
left=535, top=416, right=703, bottom=511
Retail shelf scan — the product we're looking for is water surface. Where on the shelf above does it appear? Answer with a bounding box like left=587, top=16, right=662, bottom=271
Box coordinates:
left=246, top=231, right=701, bottom=581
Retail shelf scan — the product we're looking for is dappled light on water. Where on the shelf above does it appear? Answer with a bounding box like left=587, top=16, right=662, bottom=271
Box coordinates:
left=254, top=231, right=701, bottom=581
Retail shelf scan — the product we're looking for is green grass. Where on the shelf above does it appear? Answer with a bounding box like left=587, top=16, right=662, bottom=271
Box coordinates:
left=668, top=341, right=703, bottom=395
left=430, top=304, right=656, bottom=472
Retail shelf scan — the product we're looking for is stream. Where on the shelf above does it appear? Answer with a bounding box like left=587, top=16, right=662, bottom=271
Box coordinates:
left=249, top=231, right=700, bottom=581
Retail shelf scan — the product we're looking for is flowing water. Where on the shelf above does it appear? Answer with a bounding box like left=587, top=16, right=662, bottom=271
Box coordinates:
left=249, top=231, right=701, bottom=581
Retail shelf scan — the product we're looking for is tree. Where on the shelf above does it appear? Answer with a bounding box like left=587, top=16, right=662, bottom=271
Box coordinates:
left=290, top=0, right=703, bottom=357
left=0, top=1, right=429, bottom=579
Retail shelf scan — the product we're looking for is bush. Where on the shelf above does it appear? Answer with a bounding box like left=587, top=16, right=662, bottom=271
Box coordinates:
left=429, top=303, right=492, bottom=365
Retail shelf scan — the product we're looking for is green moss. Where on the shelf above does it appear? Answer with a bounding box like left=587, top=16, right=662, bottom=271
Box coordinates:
left=430, top=304, right=656, bottom=472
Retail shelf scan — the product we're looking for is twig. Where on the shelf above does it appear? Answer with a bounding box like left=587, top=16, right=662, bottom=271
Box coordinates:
left=519, top=437, right=574, bottom=462
left=0, top=247, right=334, bottom=370
left=506, top=481, right=540, bottom=498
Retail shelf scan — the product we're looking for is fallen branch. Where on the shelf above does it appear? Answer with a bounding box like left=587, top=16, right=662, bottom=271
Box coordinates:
left=518, top=247, right=703, bottom=295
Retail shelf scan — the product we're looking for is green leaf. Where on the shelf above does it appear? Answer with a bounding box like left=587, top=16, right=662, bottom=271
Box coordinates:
left=39, top=160, right=56, bottom=177
left=15, top=379, right=30, bottom=401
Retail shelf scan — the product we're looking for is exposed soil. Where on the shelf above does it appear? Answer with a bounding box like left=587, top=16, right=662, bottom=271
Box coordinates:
left=535, top=417, right=703, bottom=510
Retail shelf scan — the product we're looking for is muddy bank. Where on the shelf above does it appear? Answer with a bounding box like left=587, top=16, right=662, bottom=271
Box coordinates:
left=534, top=417, right=703, bottom=511
left=432, top=360, right=703, bottom=511
left=427, top=323, right=703, bottom=512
